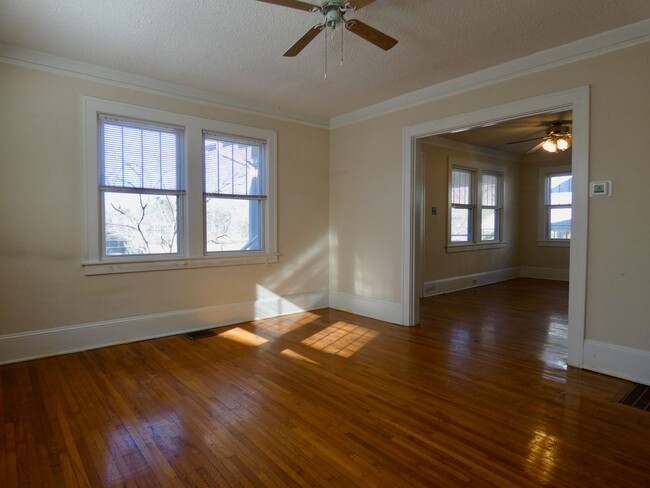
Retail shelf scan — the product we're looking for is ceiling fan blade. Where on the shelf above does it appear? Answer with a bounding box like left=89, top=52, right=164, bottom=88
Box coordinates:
left=256, top=0, right=317, bottom=12
left=526, top=141, right=545, bottom=154
left=508, top=136, right=545, bottom=145
left=348, top=0, right=377, bottom=9
left=284, top=24, right=325, bottom=57
left=345, top=19, right=398, bottom=51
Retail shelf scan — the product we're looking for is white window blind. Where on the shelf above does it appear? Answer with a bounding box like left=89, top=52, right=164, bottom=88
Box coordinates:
left=99, top=115, right=184, bottom=192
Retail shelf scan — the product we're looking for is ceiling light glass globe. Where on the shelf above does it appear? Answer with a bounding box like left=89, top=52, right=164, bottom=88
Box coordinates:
left=556, top=138, right=570, bottom=151
left=542, top=139, right=557, bottom=153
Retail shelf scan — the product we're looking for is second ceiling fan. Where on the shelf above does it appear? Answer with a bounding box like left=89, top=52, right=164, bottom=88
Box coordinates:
left=258, top=0, right=398, bottom=57
left=508, top=121, right=573, bottom=154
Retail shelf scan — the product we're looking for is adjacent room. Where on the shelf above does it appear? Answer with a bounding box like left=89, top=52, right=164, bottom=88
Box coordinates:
left=1, top=1, right=649, bottom=486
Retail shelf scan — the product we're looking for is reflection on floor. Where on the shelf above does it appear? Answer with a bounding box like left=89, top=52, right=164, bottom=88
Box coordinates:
left=1, top=278, right=649, bottom=487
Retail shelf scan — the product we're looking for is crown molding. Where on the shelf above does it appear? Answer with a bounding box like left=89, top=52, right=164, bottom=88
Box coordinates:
left=330, top=18, right=650, bottom=129
left=0, top=44, right=330, bottom=129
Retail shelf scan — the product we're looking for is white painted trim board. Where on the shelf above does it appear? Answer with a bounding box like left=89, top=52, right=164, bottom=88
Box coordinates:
left=520, top=266, right=570, bottom=282
left=583, top=340, right=650, bottom=385
left=329, top=291, right=402, bottom=325
left=423, top=267, right=520, bottom=297
left=0, top=291, right=328, bottom=366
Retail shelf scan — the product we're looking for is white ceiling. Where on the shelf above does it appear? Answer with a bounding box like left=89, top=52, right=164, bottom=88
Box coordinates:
left=1, top=0, right=650, bottom=121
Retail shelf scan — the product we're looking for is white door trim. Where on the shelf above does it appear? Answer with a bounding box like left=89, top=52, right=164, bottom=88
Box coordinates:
left=401, top=86, right=589, bottom=368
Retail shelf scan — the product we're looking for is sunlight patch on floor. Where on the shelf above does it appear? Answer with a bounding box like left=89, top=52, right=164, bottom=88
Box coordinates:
left=281, top=348, right=320, bottom=365
left=218, top=327, right=268, bottom=347
left=254, top=312, right=319, bottom=337
left=301, top=321, right=379, bottom=358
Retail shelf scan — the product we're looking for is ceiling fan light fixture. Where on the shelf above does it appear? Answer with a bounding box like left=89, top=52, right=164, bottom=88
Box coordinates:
left=556, top=137, right=570, bottom=151
left=542, top=139, right=557, bottom=153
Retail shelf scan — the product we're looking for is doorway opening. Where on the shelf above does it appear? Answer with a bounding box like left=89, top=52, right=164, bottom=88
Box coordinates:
left=401, top=87, right=589, bottom=367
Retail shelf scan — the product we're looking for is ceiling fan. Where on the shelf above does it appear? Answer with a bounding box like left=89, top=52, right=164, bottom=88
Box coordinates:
left=257, top=0, right=398, bottom=57
left=508, top=121, right=573, bottom=154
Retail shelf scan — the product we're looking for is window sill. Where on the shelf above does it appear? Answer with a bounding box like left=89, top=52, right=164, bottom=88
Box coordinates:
left=446, top=242, right=506, bottom=253
left=83, top=253, right=279, bottom=275
left=537, top=240, right=570, bottom=248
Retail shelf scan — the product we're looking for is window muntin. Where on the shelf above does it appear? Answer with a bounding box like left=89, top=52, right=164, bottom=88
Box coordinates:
left=449, top=163, right=504, bottom=247
left=545, top=172, right=572, bottom=240
left=204, top=132, right=266, bottom=253
left=98, top=115, right=185, bottom=257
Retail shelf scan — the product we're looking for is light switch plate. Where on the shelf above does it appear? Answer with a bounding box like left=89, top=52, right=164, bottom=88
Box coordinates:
left=589, top=181, right=612, bottom=197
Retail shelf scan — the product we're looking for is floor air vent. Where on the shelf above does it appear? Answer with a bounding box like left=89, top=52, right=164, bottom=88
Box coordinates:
left=184, top=329, right=216, bottom=340
left=619, top=384, right=650, bottom=412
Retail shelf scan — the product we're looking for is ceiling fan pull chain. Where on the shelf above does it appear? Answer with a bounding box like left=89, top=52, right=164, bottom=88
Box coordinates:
left=324, top=26, right=328, bottom=79
left=341, top=23, right=344, bottom=66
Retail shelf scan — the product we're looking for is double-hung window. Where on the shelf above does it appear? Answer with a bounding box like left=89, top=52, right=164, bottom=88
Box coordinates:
left=450, top=168, right=475, bottom=242
left=84, top=98, right=277, bottom=274
left=541, top=168, right=572, bottom=242
left=203, top=132, right=266, bottom=253
left=448, top=160, right=504, bottom=250
left=99, top=115, right=185, bottom=257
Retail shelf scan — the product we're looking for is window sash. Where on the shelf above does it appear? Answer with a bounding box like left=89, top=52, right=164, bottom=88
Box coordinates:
left=203, top=132, right=267, bottom=254
left=450, top=205, right=473, bottom=242
left=544, top=171, right=572, bottom=241
left=545, top=204, right=572, bottom=240
left=204, top=196, right=265, bottom=253
left=451, top=168, right=474, bottom=205
left=101, top=189, right=183, bottom=257
left=203, top=131, right=266, bottom=198
left=98, top=114, right=185, bottom=192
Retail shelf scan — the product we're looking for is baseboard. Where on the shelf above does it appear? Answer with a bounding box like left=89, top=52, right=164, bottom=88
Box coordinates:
left=0, top=290, right=329, bottom=365
left=423, top=267, right=520, bottom=297
left=329, top=291, right=402, bottom=325
left=582, top=340, right=650, bottom=385
left=520, top=266, right=570, bottom=281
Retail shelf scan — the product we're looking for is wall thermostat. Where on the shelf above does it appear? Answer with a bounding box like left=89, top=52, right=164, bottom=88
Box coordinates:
left=589, top=181, right=612, bottom=197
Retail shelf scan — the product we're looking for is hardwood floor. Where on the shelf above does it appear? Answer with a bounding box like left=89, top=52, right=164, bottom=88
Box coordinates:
left=2, top=278, right=649, bottom=487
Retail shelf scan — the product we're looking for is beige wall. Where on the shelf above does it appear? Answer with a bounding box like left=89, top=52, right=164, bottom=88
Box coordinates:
left=421, top=143, right=519, bottom=282
left=330, top=42, right=650, bottom=350
left=518, top=155, right=571, bottom=270
left=0, top=63, right=330, bottom=335
left=2, top=40, right=649, bottom=360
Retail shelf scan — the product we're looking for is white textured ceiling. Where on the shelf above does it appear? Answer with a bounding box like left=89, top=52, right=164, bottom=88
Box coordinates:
left=1, top=0, right=650, bottom=120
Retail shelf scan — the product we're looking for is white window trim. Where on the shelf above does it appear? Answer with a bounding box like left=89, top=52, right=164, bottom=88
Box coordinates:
left=447, top=158, right=506, bottom=251
left=538, top=165, right=571, bottom=248
left=82, top=97, right=278, bottom=275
